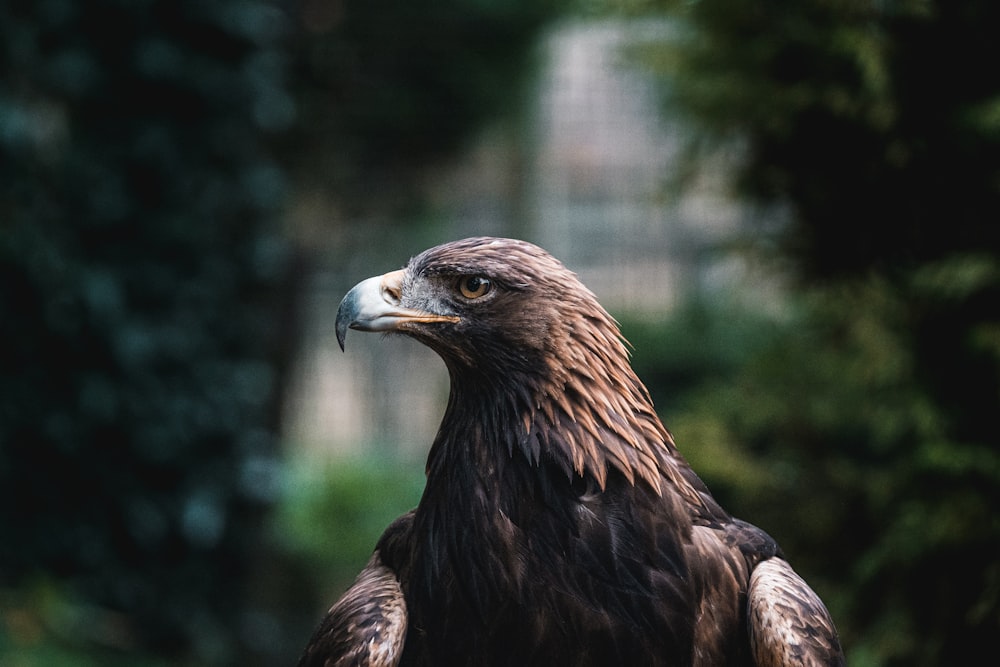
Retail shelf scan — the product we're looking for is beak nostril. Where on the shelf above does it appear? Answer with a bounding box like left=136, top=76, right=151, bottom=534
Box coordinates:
left=383, top=284, right=401, bottom=304
left=379, top=269, right=406, bottom=306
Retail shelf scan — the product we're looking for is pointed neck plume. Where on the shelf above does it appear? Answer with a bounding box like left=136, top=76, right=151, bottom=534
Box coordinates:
left=428, top=272, right=674, bottom=495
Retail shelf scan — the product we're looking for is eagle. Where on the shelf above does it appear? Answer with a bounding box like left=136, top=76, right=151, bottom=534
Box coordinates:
left=298, top=237, right=845, bottom=666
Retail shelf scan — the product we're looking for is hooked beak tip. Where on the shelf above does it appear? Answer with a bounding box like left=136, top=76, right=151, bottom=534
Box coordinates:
left=335, top=282, right=363, bottom=351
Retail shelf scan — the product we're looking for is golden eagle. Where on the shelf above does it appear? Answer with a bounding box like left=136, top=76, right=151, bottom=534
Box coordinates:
left=298, top=237, right=844, bottom=666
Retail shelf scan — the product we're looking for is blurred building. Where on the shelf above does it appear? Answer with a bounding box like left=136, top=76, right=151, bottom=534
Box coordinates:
left=282, top=19, right=768, bottom=460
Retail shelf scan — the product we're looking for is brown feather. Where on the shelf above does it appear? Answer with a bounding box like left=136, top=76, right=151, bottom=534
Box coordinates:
left=748, top=559, right=846, bottom=667
left=297, top=552, right=407, bottom=667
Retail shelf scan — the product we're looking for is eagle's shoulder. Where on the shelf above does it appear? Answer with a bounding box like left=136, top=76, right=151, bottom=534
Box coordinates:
left=296, top=514, right=414, bottom=667
left=748, top=558, right=845, bottom=667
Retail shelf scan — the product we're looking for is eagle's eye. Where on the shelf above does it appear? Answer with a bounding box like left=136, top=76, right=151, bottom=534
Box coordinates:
left=458, top=275, right=492, bottom=299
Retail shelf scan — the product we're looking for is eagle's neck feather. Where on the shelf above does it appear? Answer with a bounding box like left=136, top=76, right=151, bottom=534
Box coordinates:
left=406, top=300, right=725, bottom=644
left=425, top=312, right=707, bottom=508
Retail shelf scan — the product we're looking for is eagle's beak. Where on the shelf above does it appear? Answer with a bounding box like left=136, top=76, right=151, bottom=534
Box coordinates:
left=335, top=269, right=459, bottom=350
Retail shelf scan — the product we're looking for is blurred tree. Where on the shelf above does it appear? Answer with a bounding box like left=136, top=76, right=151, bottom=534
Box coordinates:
left=281, top=0, right=566, bottom=215
left=0, top=0, right=294, bottom=663
left=623, top=1, right=1000, bottom=664
left=636, top=0, right=1000, bottom=278
left=272, top=458, right=425, bottom=602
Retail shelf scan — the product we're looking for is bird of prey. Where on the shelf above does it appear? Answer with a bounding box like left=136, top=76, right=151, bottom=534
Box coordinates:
left=298, top=237, right=845, bottom=666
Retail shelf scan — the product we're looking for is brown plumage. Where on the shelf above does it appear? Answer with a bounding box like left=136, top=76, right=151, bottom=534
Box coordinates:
left=298, top=237, right=845, bottom=666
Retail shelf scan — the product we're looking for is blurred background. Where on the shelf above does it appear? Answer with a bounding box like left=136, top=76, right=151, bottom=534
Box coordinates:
left=1, top=0, right=998, bottom=665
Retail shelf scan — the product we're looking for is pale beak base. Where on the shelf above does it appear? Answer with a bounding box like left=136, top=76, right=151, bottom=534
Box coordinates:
left=335, top=270, right=458, bottom=350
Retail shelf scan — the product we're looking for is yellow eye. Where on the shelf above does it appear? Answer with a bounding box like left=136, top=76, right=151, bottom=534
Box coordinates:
left=458, top=275, right=492, bottom=299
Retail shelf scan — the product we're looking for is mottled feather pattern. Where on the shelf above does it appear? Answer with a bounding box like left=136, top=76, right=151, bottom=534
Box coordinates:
left=297, top=551, right=407, bottom=667
left=749, top=559, right=846, bottom=667
left=303, top=237, right=846, bottom=666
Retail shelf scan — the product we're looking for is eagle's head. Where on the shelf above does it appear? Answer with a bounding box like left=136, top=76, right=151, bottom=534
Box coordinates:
left=336, top=236, right=626, bottom=381
left=335, top=236, right=676, bottom=492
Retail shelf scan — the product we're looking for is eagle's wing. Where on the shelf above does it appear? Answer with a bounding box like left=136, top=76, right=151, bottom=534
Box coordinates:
left=297, top=551, right=408, bottom=667
left=747, top=558, right=845, bottom=667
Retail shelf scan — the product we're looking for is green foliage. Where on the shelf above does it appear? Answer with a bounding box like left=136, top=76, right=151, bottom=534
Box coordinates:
left=271, top=457, right=425, bottom=608
left=621, top=300, right=782, bottom=415
left=283, top=0, right=568, bottom=209
left=0, top=0, right=292, bottom=663
left=0, top=579, right=169, bottom=667
left=632, top=0, right=1000, bottom=279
